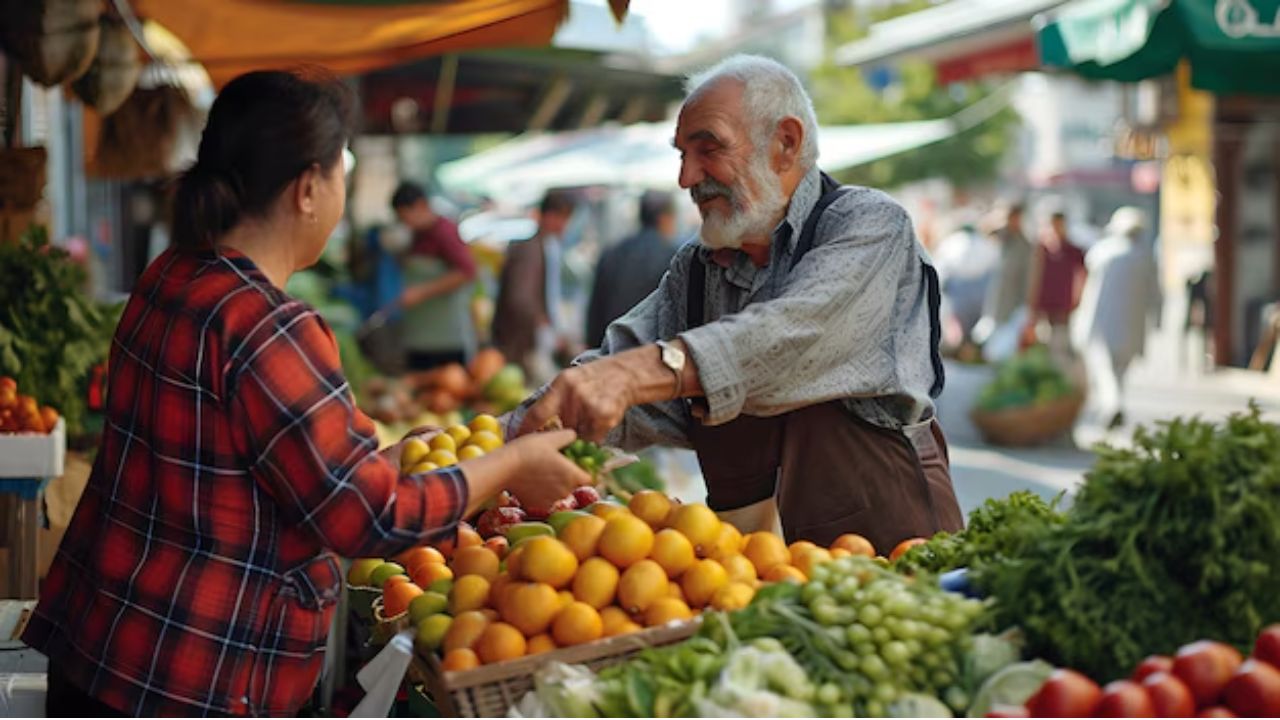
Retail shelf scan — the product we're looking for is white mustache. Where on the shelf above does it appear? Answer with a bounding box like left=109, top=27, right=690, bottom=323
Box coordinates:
left=690, top=179, right=734, bottom=206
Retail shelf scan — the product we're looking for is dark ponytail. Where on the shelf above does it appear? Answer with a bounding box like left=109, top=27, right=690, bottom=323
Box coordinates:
left=172, top=68, right=355, bottom=249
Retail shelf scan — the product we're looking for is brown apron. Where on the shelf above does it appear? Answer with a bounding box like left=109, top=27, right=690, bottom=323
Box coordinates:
left=684, top=173, right=964, bottom=553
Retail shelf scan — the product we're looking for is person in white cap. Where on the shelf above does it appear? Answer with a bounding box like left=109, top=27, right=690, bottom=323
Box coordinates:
left=1073, top=206, right=1162, bottom=429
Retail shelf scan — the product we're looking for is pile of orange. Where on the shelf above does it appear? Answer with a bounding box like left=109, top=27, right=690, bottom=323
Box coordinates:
left=0, top=377, right=59, bottom=434
left=351, top=489, right=889, bottom=671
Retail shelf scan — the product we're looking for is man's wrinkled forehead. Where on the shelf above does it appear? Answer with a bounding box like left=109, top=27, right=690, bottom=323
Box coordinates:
left=674, top=79, right=747, bottom=145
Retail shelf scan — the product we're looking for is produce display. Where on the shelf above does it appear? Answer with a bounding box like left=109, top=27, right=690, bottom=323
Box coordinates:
left=893, top=491, right=1063, bottom=576
left=976, top=405, right=1280, bottom=681
left=361, top=348, right=530, bottom=426
left=0, top=375, right=60, bottom=434
left=975, top=346, right=1076, bottom=412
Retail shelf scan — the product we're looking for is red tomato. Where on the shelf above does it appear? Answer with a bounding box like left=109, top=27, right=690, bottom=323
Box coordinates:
left=985, top=705, right=1031, bottom=718
left=1253, top=626, right=1280, bottom=669
left=1095, top=679, right=1156, bottom=718
left=1175, top=641, right=1245, bottom=707
left=1133, top=656, right=1176, bottom=683
left=1197, top=707, right=1238, bottom=718
left=1142, top=672, right=1196, bottom=718
left=1027, top=669, right=1103, bottom=718
left=1224, top=658, right=1280, bottom=717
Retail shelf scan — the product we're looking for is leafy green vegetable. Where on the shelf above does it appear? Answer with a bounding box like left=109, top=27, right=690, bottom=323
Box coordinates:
left=0, top=226, right=118, bottom=432
left=977, top=346, right=1075, bottom=411
left=895, top=491, right=1065, bottom=575
left=977, top=404, right=1280, bottom=681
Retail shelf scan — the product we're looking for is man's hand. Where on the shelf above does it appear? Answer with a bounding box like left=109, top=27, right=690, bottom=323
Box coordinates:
left=518, top=359, right=635, bottom=443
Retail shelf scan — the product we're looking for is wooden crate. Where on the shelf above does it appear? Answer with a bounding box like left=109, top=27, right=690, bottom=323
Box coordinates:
left=414, top=619, right=701, bottom=717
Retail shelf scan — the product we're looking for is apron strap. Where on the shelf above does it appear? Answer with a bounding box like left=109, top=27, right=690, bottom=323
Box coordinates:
left=789, top=171, right=847, bottom=272
left=686, top=250, right=707, bottom=330
left=923, top=261, right=946, bottom=398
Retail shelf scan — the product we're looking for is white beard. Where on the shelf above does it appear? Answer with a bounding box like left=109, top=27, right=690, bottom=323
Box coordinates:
left=697, top=155, right=787, bottom=250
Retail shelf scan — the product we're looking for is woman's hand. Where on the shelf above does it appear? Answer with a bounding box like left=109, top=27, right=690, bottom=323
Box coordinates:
left=503, top=429, right=594, bottom=510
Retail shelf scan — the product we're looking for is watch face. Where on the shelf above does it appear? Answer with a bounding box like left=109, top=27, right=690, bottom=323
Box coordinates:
left=662, top=344, right=684, bottom=368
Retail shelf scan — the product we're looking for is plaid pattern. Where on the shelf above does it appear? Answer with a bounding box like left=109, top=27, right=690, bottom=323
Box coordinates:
left=24, top=248, right=468, bottom=717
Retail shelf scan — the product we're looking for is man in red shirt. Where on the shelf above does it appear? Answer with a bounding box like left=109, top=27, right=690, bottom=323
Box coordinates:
left=389, top=182, right=478, bottom=370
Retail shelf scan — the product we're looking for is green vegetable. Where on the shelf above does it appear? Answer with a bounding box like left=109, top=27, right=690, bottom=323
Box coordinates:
left=0, top=226, right=120, bottom=433
left=978, top=405, right=1280, bottom=681
left=895, top=491, right=1065, bottom=574
left=976, top=346, right=1075, bottom=412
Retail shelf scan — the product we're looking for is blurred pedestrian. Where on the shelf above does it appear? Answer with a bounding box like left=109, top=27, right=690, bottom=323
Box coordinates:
left=933, top=212, right=999, bottom=353
left=493, top=190, right=576, bottom=383
left=1073, top=207, right=1161, bottom=428
left=387, top=181, right=478, bottom=371
left=981, top=203, right=1032, bottom=331
left=586, top=190, right=680, bottom=348
left=1028, top=209, right=1086, bottom=368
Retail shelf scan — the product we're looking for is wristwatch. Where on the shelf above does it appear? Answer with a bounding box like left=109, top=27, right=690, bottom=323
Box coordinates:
left=655, top=340, right=685, bottom=400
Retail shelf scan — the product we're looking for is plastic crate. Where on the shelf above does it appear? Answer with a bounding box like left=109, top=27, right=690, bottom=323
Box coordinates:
left=414, top=618, right=701, bottom=717
left=0, top=419, right=65, bottom=479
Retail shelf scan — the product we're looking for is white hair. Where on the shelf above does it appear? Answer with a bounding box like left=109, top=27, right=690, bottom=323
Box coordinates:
left=685, top=54, right=820, bottom=169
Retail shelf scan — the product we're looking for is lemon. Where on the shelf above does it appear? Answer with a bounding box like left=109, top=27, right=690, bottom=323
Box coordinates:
left=446, top=424, right=472, bottom=446
left=467, top=430, right=503, bottom=453
left=409, top=461, right=440, bottom=475
left=469, top=414, right=501, bottom=435
left=429, top=433, right=458, bottom=453
left=458, top=444, right=486, bottom=461
left=400, top=438, right=431, bottom=469
left=426, top=449, right=459, bottom=467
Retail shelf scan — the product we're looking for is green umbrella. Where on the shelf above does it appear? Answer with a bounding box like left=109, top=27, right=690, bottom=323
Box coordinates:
left=1038, top=0, right=1280, bottom=94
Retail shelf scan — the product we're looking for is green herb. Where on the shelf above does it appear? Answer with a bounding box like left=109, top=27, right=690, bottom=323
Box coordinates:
left=895, top=491, right=1065, bottom=575
left=977, top=404, right=1280, bottom=681
left=0, top=226, right=118, bottom=432
left=977, top=346, right=1075, bottom=411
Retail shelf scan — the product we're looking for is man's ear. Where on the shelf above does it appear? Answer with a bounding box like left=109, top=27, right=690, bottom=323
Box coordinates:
left=773, top=116, right=805, bottom=172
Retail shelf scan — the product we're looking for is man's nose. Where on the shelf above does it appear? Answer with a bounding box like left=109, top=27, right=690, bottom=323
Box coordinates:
left=678, top=157, right=701, bottom=190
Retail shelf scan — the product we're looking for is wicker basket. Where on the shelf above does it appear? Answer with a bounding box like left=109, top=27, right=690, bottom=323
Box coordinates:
left=371, top=596, right=413, bottom=647
left=347, top=584, right=381, bottom=623
left=970, top=391, right=1085, bottom=447
left=415, top=619, right=701, bottom=717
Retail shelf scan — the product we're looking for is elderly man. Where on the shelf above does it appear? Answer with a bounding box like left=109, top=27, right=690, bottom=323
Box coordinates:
left=516, top=55, right=962, bottom=551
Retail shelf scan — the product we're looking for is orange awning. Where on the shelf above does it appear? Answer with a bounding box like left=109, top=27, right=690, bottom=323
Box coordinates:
left=132, top=0, right=570, bottom=87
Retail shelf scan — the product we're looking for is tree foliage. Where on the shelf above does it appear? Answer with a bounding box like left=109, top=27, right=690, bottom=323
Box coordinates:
left=811, top=1, right=1020, bottom=190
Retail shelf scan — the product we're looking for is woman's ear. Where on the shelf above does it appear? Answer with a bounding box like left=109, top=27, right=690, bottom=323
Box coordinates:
left=294, top=163, right=322, bottom=219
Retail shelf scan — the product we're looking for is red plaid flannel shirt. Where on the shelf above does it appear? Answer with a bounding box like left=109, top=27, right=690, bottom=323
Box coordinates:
left=24, top=248, right=468, bottom=716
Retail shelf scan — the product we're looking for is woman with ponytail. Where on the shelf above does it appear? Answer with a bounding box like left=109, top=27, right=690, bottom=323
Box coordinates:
left=25, top=69, right=590, bottom=717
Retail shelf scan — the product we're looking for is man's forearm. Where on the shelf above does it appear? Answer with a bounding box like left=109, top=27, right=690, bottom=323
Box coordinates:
left=613, top=340, right=704, bottom=407
left=401, top=271, right=472, bottom=308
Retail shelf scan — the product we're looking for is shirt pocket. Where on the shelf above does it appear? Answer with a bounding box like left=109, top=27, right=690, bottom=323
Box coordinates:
left=244, top=553, right=341, bottom=715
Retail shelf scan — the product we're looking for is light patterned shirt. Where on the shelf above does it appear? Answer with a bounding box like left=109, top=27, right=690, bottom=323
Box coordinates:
left=518, top=167, right=943, bottom=451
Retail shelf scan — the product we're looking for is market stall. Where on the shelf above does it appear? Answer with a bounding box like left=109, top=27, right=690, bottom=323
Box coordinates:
left=345, top=403, right=1280, bottom=717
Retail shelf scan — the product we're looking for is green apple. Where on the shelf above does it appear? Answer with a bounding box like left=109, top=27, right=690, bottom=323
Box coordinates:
left=409, top=592, right=448, bottom=625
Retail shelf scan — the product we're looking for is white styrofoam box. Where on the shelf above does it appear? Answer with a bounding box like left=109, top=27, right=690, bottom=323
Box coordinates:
left=0, top=674, right=46, bottom=717
left=0, top=418, right=65, bottom=479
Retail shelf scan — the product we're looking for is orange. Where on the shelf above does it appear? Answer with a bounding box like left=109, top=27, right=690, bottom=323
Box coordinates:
left=520, top=537, right=579, bottom=589
left=794, top=547, right=832, bottom=579
left=502, top=583, right=559, bottom=637
left=617, top=560, right=667, bottom=615
left=743, top=533, right=789, bottom=576
left=763, top=564, right=807, bottom=584
left=383, top=574, right=411, bottom=592
left=480, top=609, right=500, bottom=623
left=383, top=581, right=424, bottom=618
left=722, top=555, right=758, bottom=585
left=711, top=582, right=755, bottom=611
left=627, top=490, right=674, bottom=529
left=552, top=602, right=603, bottom=647
left=452, top=546, right=501, bottom=582
left=457, top=525, right=484, bottom=551
left=441, top=648, right=480, bottom=672
left=788, top=541, right=819, bottom=564
left=614, top=620, right=643, bottom=636
left=668, top=582, right=685, bottom=602
left=830, top=548, right=853, bottom=559
left=649, top=529, right=695, bottom=579
left=598, top=514, right=655, bottom=568
left=443, top=610, right=490, bottom=653
left=707, top=522, right=743, bottom=561
left=559, top=515, right=607, bottom=561
left=572, top=557, right=619, bottom=609
left=590, top=502, right=630, bottom=521
left=832, top=533, right=876, bottom=558
left=890, top=537, right=927, bottom=562
left=681, top=559, right=729, bottom=608
left=527, top=634, right=557, bottom=655
left=475, top=622, right=527, bottom=664
left=505, top=545, right=526, bottom=579
left=644, top=597, right=693, bottom=627
left=490, top=573, right=513, bottom=608
left=667, top=504, right=722, bottom=557
left=397, top=546, right=446, bottom=570
left=412, top=562, right=454, bottom=588
left=448, top=575, right=491, bottom=615
left=557, top=590, right=575, bottom=611
left=599, top=606, right=632, bottom=637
